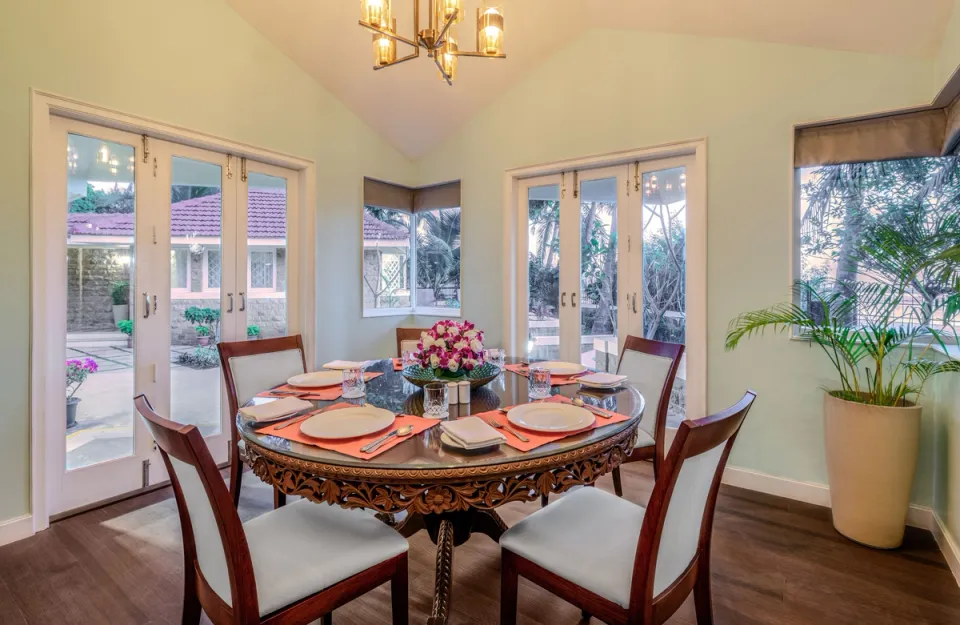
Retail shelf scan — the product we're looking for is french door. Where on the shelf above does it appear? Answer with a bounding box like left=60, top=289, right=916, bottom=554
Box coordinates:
left=49, top=116, right=298, bottom=514
left=520, top=156, right=694, bottom=419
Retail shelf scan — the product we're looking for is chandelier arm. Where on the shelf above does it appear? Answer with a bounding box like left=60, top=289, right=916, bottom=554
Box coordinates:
left=450, top=51, right=506, bottom=58
left=432, top=55, right=453, bottom=86
left=373, top=46, right=420, bottom=70
left=359, top=21, right=420, bottom=49
left=434, top=9, right=459, bottom=49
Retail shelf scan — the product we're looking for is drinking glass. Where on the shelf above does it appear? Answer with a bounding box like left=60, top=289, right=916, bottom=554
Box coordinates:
left=484, top=348, right=506, bottom=370
left=402, top=349, right=420, bottom=369
left=423, top=382, right=449, bottom=419
left=341, top=367, right=366, bottom=399
left=528, top=364, right=551, bottom=399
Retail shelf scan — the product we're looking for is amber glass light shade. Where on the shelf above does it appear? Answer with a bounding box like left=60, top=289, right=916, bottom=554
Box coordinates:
left=373, top=18, right=397, bottom=67
left=439, top=35, right=458, bottom=81
left=361, top=0, right=391, bottom=29
left=477, top=4, right=504, bottom=55
left=437, top=0, right=463, bottom=24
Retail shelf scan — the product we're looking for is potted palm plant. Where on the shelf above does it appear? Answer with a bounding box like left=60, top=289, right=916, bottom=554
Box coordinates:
left=726, top=221, right=960, bottom=548
left=111, top=280, right=130, bottom=324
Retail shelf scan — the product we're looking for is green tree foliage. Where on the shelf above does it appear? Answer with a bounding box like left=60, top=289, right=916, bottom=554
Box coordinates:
left=69, top=183, right=134, bottom=213
left=416, top=208, right=461, bottom=305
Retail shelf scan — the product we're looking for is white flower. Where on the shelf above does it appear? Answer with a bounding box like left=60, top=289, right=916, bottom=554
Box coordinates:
left=454, top=340, right=467, bottom=350
left=421, top=335, right=434, bottom=349
left=447, top=324, right=460, bottom=337
left=430, top=354, right=440, bottom=368
left=464, top=329, right=478, bottom=340
left=435, top=324, right=446, bottom=336
left=447, top=360, right=459, bottom=372
left=470, top=339, right=483, bottom=352
left=435, top=338, right=447, bottom=350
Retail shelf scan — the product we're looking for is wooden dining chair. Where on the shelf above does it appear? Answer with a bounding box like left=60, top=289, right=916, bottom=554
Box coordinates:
left=499, top=391, right=756, bottom=625
left=134, top=395, right=409, bottom=625
left=395, top=328, right=428, bottom=357
left=218, top=335, right=308, bottom=509
left=610, top=336, right=685, bottom=496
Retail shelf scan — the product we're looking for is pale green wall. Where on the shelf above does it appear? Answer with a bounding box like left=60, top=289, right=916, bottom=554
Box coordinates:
left=935, top=1, right=960, bottom=98
left=0, top=0, right=415, bottom=523
left=416, top=29, right=937, bottom=500
left=932, top=355, right=960, bottom=566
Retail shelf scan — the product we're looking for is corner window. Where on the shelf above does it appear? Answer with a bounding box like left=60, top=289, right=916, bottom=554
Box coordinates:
left=206, top=249, right=221, bottom=289
left=416, top=207, right=461, bottom=311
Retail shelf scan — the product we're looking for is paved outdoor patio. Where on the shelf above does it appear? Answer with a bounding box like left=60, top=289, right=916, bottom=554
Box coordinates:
left=65, top=344, right=221, bottom=469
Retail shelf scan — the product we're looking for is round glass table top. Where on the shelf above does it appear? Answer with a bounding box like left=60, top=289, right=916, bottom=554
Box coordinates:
left=238, top=358, right=645, bottom=472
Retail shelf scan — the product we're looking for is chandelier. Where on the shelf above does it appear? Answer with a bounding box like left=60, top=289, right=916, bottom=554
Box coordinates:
left=359, top=0, right=505, bottom=85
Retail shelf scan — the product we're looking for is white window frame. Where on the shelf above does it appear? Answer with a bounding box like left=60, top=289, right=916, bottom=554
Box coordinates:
left=203, top=247, right=222, bottom=292
left=361, top=206, right=462, bottom=318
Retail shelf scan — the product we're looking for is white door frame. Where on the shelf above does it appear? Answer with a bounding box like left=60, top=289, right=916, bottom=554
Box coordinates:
left=503, top=139, right=707, bottom=418
left=29, top=90, right=316, bottom=535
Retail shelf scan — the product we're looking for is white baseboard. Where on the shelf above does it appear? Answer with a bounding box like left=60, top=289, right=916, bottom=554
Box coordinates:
left=721, top=466, right=933, bottom=530
left=0, top=514, right=34, bottom=547
left=932, top=513, right=960, bottom=587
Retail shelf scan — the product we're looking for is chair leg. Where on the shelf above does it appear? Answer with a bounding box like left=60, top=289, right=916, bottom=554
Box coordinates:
left=322, top=613, right=333, bottom=625
left=540, top=493, right=548, bottom=508
left=182, top=580, right=202, bottom=625
left=581, top=609, right=592, bottom=621
left=500, top=551, right=519, bottom=625
left=274, top=488, right=287, bottom=509
left=694, top=552, right=714, bottom=625
left=612, top=467, right=623, bottom=498
left=229, top=447, right=243, bottom=509
left=391, top=554, right=409, bottom=625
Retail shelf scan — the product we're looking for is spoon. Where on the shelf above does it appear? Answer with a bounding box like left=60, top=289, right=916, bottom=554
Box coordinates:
left=573, top=397, right=611, bottom=419
left=362, top=424, right=415, bottom=453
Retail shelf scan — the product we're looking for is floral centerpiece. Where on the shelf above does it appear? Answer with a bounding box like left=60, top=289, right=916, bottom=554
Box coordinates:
left=417, top=320, right=485, bottom=378
left=66, top=358, right=98, bottom=427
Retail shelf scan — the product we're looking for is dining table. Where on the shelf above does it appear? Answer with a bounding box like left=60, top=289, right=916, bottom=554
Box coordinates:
left=238, top=357, right=645, bottom=625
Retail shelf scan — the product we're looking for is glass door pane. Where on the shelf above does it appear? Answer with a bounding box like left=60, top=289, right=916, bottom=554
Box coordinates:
left=578, top=176, right=620, bottom=372
left=245, top=172, right=287, bottom=339
left=526, top=183, right=561, bottom=360
left=65, top=133, right=137, bottom=470
left=169, top=156, right=223, bottom=436
left=641, top=166, right=687, bottom=422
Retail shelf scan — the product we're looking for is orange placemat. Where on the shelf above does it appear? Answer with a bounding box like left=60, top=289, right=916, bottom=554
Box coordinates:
left=261, top=402, right=440, bottom=460
left=473, top=395, right=631, bottom=452
left=257, top=372, right=383, bottom=401
left=504, top=363, right=585, bottom=386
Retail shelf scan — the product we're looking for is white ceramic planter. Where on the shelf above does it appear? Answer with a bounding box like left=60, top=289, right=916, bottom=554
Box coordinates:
left=823, top=392, right=921, bottom=549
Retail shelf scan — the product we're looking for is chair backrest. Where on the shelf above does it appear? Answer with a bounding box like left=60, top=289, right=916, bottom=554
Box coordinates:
left=630, top=391, right=756, bottom=611
left=134, top=395, right=259, bottom=617
left=218, top=335, right=307, bottom=425
left=616, top=337, right=684, bottom=459
left=396, top=327, right=428, bottom=357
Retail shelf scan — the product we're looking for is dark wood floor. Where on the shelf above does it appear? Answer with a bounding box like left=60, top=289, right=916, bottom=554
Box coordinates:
left=1, top=463, right=958, bottom=625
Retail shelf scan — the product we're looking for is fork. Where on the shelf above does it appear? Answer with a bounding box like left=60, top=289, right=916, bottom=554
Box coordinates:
left=487, top=415, right=530, bottom=443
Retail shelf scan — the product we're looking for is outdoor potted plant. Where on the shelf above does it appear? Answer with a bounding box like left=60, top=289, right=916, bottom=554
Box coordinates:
left=66, top=358, right=98, bottom=428
left=116, top=319, right=133, bottom=348
left=195, top=325, right=212, bottom=346
left=111, top=280, right=130, bottom=323
left=247, top=324, right=261, bottom=340
left=725, top=222, right=960, bottom=548
left=184, top=306, right=220, bottom=346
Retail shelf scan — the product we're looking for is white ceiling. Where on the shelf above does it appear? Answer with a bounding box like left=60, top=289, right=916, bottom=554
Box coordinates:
left=226, top=0, right=955, bottom=158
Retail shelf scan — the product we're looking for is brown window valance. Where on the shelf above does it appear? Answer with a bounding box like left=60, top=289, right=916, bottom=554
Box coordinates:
left=363, top=177, right=461, bottom=212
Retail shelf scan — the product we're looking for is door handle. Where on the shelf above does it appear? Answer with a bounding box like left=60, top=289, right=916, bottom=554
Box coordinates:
left=632, top=293, right=637, bottom=314
left=227, top=292, right=234, bottom=313
left=142, top=293, right=150, bottom=319
left=561, top=292, right=567, bottom=308
left=571, top=292, right=577, bottom=308
left=239, top=291, right=246, bottom=312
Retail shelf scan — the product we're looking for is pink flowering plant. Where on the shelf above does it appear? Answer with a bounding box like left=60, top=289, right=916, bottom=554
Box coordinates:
left=66, top=358, right=98, bottom=399
left=417, top=320, right=485, bottom=378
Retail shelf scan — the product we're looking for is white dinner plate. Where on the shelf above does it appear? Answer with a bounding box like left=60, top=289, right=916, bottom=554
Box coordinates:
left=287, top=370, right=343, bottom=388
left=507, top=402, right=595, bottom=433
left=299, top=406, right=396, bottom=440
left=534, top=361, right=588, bottom=376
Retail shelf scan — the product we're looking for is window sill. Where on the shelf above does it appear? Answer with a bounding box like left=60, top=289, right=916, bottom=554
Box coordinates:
left=414, top=307, right=461, bottom=318
left=361, top=307, right=462, bottom=319
left=363, top=307, right=412, bottom=318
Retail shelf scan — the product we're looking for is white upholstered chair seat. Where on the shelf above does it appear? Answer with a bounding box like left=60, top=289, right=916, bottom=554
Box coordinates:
left=500, top=488, right=645, bottom=609
left=635, top=428, right=655, bottom=449
left=206, top=500, right=409, bottom=616
left=399, top=339, right=420, bottom=354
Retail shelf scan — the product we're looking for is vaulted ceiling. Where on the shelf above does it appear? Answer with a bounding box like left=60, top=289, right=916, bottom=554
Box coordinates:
left=226, top=0, right=955, bottom=158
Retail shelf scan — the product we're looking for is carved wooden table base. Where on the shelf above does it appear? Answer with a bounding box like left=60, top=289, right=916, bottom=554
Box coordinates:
left=244, top=422, right=637, bottom=624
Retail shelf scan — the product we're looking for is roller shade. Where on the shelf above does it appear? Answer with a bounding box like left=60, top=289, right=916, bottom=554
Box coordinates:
left=795, top=109, right=946, bottom=168
left=414, top=181, right=461, bottom=212
left=363, top=177, right=414, bottom=211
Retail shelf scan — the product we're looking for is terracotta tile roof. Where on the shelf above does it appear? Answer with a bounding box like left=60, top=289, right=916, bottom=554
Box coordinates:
left=68, top=189, right=410, bottom=242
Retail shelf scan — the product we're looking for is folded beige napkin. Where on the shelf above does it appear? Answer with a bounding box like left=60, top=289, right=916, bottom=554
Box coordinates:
left=239, top=397, right=312, bottom=422
left=322, top=360, right=372, bottom=370
left=440, top=416, right=506, bottom=449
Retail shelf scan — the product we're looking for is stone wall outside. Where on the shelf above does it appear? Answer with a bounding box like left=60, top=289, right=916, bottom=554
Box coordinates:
left=67, top=246, right=132, bottom=333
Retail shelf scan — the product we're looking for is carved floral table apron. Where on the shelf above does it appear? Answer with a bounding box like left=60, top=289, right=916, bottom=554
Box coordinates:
left=239, top=359, right=644, bottom=625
